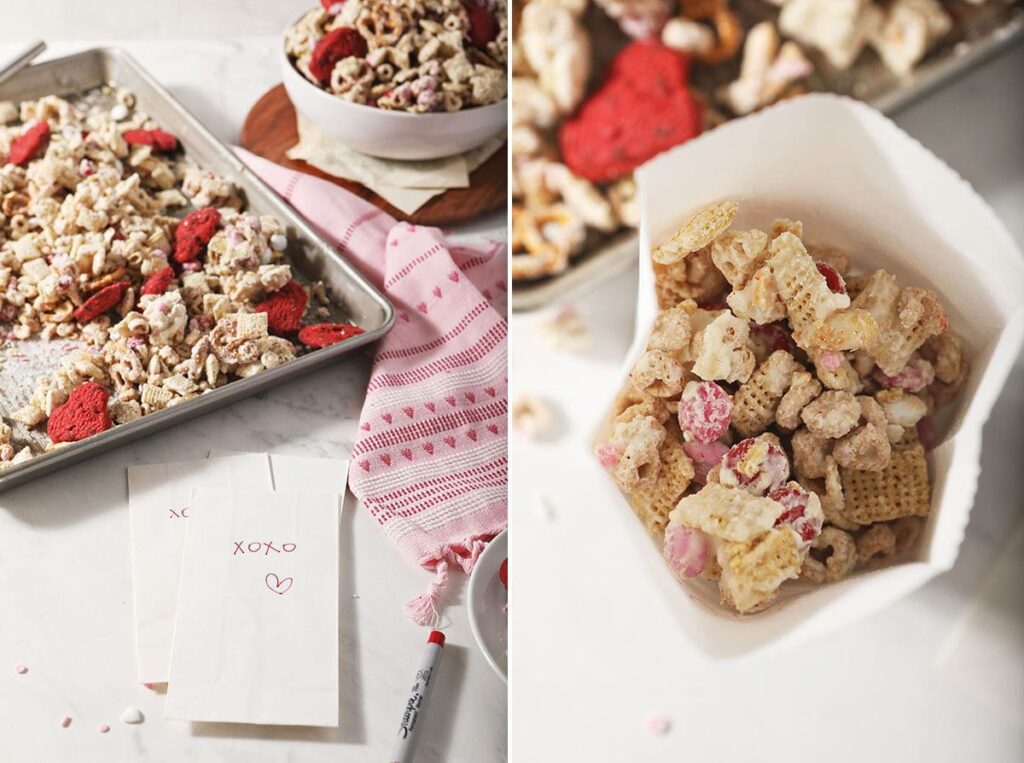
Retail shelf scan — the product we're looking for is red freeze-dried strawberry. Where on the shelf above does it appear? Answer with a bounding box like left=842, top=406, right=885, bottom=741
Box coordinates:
left=298, top=322, right=365, bottom=348
left=815, top=261, right=846, bottom=294
left=720, top=437, right=790, bottom=496
left=8, top=121, right=50, bottom=166
left=464, top=1, right=498, bottom=47
left=770, top=485, right=821, bottom=544
left=140, top=266, right=175, bottom=296
left=320, top=0, right=345, bottom=9
left=123, top=129, right=179, bottom=152
left=172, top=208, right=221, bottom=264
left=47, top=382, right=112, bottom=444
left=559, top=42, right=701, bottom=183
left=499, top=558, right=507, bottom=589
left=309, top=28, right=368, bottom=84
left=255, top=280, right=308, bottom=335
left=73, top=281, right=130, bottom=323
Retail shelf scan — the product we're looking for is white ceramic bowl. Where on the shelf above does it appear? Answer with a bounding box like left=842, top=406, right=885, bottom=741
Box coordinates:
left=280, top=44, right=506, bottom=161
left=467, top=529, right=507, bottom=683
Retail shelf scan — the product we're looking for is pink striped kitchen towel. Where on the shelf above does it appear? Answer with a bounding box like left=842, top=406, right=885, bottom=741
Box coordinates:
left=236, top=148, right=508, bottom=624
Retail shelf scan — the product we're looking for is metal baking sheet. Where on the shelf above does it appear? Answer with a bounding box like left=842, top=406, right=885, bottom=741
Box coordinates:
left=0, top=47, right=394, bottom=492
left=511, top=0, right=1024, bottom=312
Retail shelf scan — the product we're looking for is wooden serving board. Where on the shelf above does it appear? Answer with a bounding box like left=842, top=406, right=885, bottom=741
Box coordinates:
left=240, top=84, right=507, bottom=227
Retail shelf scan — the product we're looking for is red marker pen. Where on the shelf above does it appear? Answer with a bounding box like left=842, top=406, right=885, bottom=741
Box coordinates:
left=391, top=630, right=445, bottom=763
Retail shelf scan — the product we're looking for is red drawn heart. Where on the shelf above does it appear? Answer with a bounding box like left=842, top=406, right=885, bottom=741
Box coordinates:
left=265, top=573, right=293, bottom=595
left=403, top=406, right=415, bottom=419
left=401, top=448, right=413, bottom=461
left=380, top=453, right=392, bottom=466
left=465, top=392, right=476, bottom=403
left=483, top=289, right=492, bottom=300
left=400, top=313, right=411, bottom=322
left=448, top=271, right=460, bottom=282
left=432, top=286, right=442, bottom=298
left=381, top=413, right=393, bottom=424
left=423, top=442, right=435, bottom=455
left=425, top=402, right=436, bottom=413
left=445, top=396, right=457, bottom=407
left=484, top=387, right=496, bottom=397
left=559, top=41, right=701, bottom=183
left=467, top=430, right=478, bottom=441
left=487, top=424, right=499, bottom=434
left=444, top=436, right=457, bottom=448
left=359, top=460, right=371, bottom=471
left=360, top=422, right=371, bottom=431
left=496, top=281, right=507, bottom=292
left=417, top=302, right=429, bottom=314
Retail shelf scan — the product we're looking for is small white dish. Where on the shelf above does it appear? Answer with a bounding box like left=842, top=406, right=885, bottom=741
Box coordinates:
left=280, top=41, right=506, bottom=161
left=468, top=529, right=507, bottom=683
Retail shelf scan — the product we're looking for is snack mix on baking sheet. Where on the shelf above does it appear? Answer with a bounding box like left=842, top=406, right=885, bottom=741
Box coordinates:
left=285, top=0, right=508, bottom=113
left=511, top=0, right=987, bottom=281
left=0, top=88, right=365, bottom=468
left=596, top=201, right=969, bottom=614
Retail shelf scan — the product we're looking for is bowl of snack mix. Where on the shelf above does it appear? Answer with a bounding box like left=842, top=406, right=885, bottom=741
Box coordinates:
left=282, top=0, right=508, bottom=160
left=593, top=93, right=1024, bottom=657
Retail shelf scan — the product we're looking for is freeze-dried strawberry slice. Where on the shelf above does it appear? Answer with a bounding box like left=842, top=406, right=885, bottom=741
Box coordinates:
left=559, top=42, right=701, bottom=183
left=255, top=280, right=308, bottom=335
left=309, top=28, right=368, bottom=84
left=815, top=261, right=846, bottom=294
left=720, top=437, right=790, bottom=496
left=73, top=281, right=130, bottom=323
left=140, top=266, right=175, bottom=296
left=172, top=208, right=221, bottom=264
left=320, top=0, right=345, bottom=9
left=123, top=129, right=179, bottom=152
left=47, top=382, right=112, bottom=444
left=678, top=381, right=732, bottom=443
left=874, top=354, right=935, bottom=393
left=770, top=485, right=821, bottom=545
left=749, top=322, right=794, bottom=355
left=8, top=121, right=50, bottom=166
left=298, top=322, right=365, bottom=348
left=463, top=0, right=498, bottom=47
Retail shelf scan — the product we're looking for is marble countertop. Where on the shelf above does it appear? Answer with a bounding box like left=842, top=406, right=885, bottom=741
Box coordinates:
left=509, top=43, right=1024, bottom=762
left=0, top=39, right=506, bottom=762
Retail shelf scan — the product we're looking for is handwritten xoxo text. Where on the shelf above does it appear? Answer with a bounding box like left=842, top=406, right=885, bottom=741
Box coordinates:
left=232, top=540, right=297, bottom=556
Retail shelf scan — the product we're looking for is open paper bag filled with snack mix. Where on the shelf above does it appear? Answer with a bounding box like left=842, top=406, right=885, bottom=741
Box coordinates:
left=593, top=94, right=1024, bottom=658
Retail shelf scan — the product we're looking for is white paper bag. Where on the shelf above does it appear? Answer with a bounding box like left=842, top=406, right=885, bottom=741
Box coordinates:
left=164, top=487, right=341, bottom=726
left=596, top=94, right=1024, bottom=658
left=126, top=454, right=272, bottom=683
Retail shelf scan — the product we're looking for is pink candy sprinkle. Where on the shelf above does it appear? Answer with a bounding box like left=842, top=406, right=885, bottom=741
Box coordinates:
left=678, top=381, right=733, bottom=443
left=14, top=664, right=27, bottom=674
left=818, top=350, right=844, bottom=372
left=595, top=442, right=621, bottom=469
left=60, top=716, right=72, bottom=728
left=98, top=723, right=110, bottom=734
left=645, top=714, right=672, bottom=735
left=663, top=525, right=710, bottom=578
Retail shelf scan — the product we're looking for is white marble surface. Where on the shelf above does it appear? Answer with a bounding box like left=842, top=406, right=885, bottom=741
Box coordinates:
left=509, top=44, right=1024, bottom=762
left=0, top=39, right=506, bottom=762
